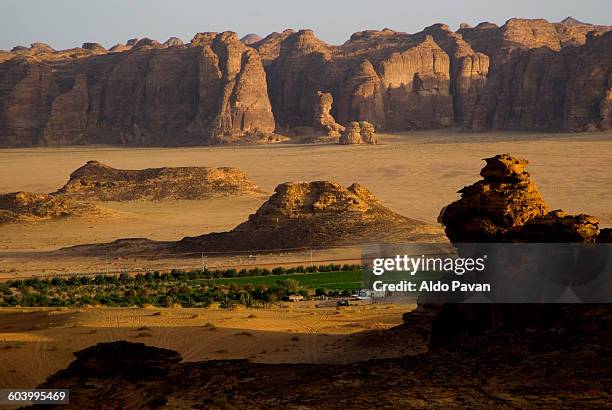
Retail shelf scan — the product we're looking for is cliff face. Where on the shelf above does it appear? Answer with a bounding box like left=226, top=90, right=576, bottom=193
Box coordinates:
left=459, top=19, right=612, bottom=131
left=255, top=29, right=454, bottom=131
left=0, top=32, right=275, bottom=146
left=1, top=18, right=610, bottom=146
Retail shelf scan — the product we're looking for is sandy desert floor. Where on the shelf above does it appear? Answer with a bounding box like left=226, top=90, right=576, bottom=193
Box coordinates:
left=0, top=303, right=418, bottom=389
left=0, top=129, right=611, bottom=275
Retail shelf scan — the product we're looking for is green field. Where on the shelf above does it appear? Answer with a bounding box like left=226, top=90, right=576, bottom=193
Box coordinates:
left=212, top=270, right=363, bottom=290
left=211, top=270, right=445, bottom=291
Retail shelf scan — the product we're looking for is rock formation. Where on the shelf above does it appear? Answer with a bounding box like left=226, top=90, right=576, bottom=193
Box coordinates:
left=439, top=154, right=600, bottom=242
left=176, top=181, right=444, bottom=251
left=339, top=121, right=378, bottom=144
left=0, top=31, right=276, bottom=146
left=0, top=18, right=611, bottom=146
left=430, top=154, right=609, bottom=348
left=54, top=160, right=260, bottom=201
left=0, top=191, right=108, bottom=224
left=312, top=91, right=344, bottom=140
left=458, top=19, right=612, bottom=131
left=359, top=121, right=378, bottom=144
left=339, top=122, right=362, bottom=144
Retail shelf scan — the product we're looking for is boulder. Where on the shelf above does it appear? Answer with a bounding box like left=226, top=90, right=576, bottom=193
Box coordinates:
left=359, top=121, right=377, bottom=144
left=339, top=122, right=362, bottom=144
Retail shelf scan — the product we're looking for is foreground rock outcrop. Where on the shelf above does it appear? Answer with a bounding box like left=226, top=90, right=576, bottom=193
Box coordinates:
left=439, top=154, right=600, bottom=242
left=54, top=160, right=260, bottom=201
left=31, top=314, right=612, bottom=408
left=429, top=154, right=609, bottom=347
left=177, top=181, right=443, bottom=251
left=0, top=191, right=108, bottom=224
left=1, top=17, right=609, bottom=146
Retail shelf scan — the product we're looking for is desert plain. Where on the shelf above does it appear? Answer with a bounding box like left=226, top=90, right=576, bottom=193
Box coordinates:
left=1, top=130, right=611, bottom=257
left=1, top=130, right=611, bottom=394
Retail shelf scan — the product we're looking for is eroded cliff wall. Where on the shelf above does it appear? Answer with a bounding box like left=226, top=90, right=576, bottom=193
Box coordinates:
left=0, top=18, right=610, bottom=146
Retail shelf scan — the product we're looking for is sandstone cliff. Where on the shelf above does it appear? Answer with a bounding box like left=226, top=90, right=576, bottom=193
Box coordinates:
left=0, top=32, right=276, bottom=146
left=255, top=29, right=454, bottom=131
left=459, top=19, right=612, bottom=131
left=1, top=18, right=611, bottom=146
left=53, top=160, right=260, bottom=201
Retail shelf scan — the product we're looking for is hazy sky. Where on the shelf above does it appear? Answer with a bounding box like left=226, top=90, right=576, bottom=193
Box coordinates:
left=3, top=0, right=611, bottom=50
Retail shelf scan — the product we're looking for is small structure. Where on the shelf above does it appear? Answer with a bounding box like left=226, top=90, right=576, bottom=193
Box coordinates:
left=288, top=294, right=304, bottom=302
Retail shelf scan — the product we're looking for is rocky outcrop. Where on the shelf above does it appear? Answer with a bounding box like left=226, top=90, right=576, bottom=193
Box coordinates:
left=54, top=160, right=260, bottom=201
left=163, top=37, right=183, bottom=47
left=430, top=154, right=609, bottom=348
left=0, top=191, right=108, bottom=224
left=439, top=154, right=600, bottom=242
left=555, top=16, right=612, bottom=47
left=312, top=91, right=344, bottom=139
left=338, top=121, right=378, bottom=144
left=41, top=342, right=181, bottom=387
left=177, top=181, right=444, bottom=251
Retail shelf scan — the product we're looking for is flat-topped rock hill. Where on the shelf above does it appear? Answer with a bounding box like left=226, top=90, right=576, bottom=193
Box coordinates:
left=54, top=160, right=260, bottom=201
left=0, top=191, right=109, bottom=224
left=176, top=181, right=445, bottom=251
left=1, top=17, right=610, bottom=146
